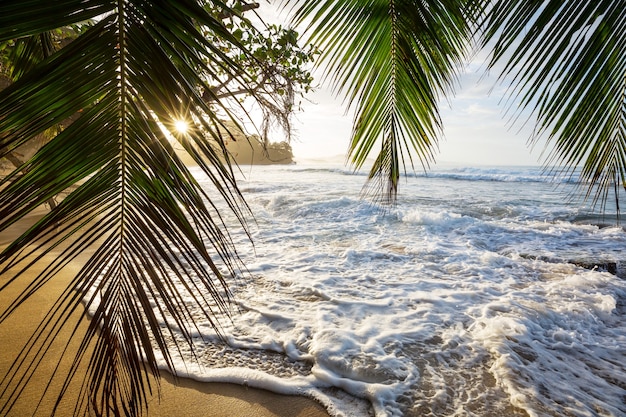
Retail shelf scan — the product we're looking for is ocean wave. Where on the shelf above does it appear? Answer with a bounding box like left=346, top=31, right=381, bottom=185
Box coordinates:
left=280, top=164, right=584, bottom=184
left=410, top=167, right=581, bottom=184
left=163, top=164, right=626, bottom=417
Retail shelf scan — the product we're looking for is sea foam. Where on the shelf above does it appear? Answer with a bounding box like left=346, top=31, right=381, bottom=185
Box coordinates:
left=145, top=164, right=626, bottom=417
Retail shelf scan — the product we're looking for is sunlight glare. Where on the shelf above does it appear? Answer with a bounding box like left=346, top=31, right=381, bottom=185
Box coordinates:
left=174, top=119, right=189, bottom=134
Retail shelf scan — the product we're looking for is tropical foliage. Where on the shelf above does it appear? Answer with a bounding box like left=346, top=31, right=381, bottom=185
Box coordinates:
left=204, top=18, right=319, bottom=144
left=289, top=0, right=481, bottom=201
left=0, top=5, right=316, bottom=174
left=288, top=0, right=625, bottom=208
left=483, top=1, right=626, bottom=210
left=1, top=0, right=625, bottom=416
left=0, top=1, right=267, bottom=415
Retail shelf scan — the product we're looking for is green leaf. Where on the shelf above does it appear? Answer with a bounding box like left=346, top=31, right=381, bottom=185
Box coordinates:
left=287, top=0, right=478, bottom=202
left=483, top=0, right=626, bottom=211
left=0, top=1, right=256, bottom=415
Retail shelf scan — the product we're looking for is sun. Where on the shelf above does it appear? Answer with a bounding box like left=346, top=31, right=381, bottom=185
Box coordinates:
left=173, top=119, right=189, bottom=134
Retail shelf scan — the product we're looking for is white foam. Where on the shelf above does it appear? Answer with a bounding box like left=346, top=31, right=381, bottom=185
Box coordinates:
left=138, top=164, right=626, bottom=417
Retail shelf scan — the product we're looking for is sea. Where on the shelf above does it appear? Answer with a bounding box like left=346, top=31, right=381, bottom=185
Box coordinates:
left=159, top=161, right=626, bottom=417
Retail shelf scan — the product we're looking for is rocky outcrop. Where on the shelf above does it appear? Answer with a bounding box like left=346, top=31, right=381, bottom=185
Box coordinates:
left=1, top=120, right=294, bottom=179
left=224, top=133, right=293, bottom=165
left=519, top=254, right=626, bottom=278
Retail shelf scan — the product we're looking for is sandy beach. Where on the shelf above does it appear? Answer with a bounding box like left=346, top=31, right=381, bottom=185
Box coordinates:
left=0, top=211, right=329, bottom=417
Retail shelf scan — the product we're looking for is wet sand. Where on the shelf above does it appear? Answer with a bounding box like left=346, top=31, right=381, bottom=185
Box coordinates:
left=0, top=210, right=329, bottom=417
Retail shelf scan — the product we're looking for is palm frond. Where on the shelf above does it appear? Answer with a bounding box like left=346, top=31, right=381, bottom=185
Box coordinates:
left=0, top=1, right=256, bottom=416
left=286, top=0, right=478, bottom=202
left=483, top=0, right=626, bottom=211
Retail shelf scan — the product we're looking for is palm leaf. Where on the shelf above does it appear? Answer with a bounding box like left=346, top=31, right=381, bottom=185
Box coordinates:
left=0, top=1, right=256, bottom=415
left=286, top=0, right=479, bottom=202
left=483, top=0, right=626, bottom=211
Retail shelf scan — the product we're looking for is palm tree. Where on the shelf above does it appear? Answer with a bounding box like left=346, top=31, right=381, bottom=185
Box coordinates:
left=287, top=0, right=625, bottom=208
left=288, top=0, right=480, bottom=202
left=483, top=1, right=626, bottom=210
left=1, top=1, right=258, bottom=416
left=1, top=0, right=624, bottom=416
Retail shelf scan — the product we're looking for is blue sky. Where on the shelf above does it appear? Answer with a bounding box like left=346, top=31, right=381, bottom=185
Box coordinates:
left=257, top=3, right=546, bottom=167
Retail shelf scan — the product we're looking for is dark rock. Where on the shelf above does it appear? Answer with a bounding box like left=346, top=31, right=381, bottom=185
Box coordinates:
left=519, top=254, right=625, bottom=278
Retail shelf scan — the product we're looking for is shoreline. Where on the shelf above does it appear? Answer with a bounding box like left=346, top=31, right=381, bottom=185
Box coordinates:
left=0, top=211, right=330, bottom=417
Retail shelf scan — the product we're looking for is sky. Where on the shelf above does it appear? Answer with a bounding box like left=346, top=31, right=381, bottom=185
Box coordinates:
left=288, top=66, right=544, bottom=167
left=255, top=3, right=546, bottom=168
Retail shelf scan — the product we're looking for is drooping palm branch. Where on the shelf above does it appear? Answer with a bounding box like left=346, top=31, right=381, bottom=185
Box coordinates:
left=482, top=0, right=626, bottom=211
left=287, top=0, right=625, bottom=212
left=0, top=1, right=258, bottom=416
left=286, top=0, right=481, bottom=202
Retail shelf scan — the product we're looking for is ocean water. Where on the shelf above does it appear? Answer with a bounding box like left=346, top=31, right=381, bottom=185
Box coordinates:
left=160, top=163, right=626, bottom=417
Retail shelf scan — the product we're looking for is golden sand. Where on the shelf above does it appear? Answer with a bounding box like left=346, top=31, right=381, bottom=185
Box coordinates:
left=0, top=212, right=329, bottom=417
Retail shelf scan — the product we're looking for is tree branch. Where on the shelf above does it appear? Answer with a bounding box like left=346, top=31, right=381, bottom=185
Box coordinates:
left=218, top=2, right=260, bottom=20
